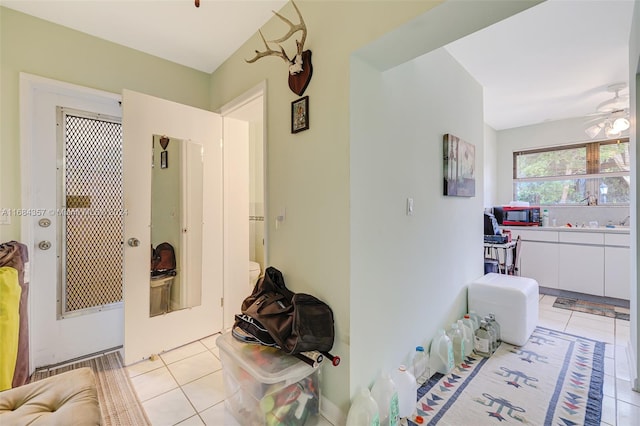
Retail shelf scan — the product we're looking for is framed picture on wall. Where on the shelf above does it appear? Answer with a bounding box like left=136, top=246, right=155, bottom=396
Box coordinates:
left=443, top=133, right=475, bottom=197
left=160, top=150, right=168, bottom=169
left=291, top=96, right=309, bottom=133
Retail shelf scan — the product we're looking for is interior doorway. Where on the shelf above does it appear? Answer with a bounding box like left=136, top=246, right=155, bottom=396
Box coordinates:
left=219, top=83, right=267, bottom=329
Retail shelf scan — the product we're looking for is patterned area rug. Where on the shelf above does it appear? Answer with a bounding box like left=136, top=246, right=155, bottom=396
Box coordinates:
left=410, top=327, right=604, bottom=425
left=30, top=351, right=150, bottom=425
left=553, top=297, right=629, bottom=320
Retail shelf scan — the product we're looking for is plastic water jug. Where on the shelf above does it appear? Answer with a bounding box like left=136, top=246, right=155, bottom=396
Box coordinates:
left=467, top=311, right=481, bottom=331
left=392, top=365, right=417, bottom=419
left=346, top=387, right=380, bottom=426
left=446, top=323, right=465, bottom=366
left=463, top=314, right=477, bottom=333
left=458, top=319, right=474, bottom=356
left=474, top=320, right=492, bottom=358
left=370, top=372, right=400, bottom=426
left=487, top=313, right=502, bottom=344
left=412, top=346, right=429, bottom=385
left=430, top=329, right=454, bottom=375
left=484, top=315, right=498, bottom=353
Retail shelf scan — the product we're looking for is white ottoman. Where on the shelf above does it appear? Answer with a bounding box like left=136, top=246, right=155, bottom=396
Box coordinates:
left=468, top=273, right=539, bottom=346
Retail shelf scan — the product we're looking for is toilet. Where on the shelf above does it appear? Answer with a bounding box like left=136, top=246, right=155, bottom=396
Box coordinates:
left=249, top=261, right=261, bottom=288
left=150, top=275, right=174, bottom=316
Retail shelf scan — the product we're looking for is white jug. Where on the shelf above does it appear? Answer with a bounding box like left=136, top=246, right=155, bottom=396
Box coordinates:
left=430, top=329, right=454, bottom=375
left=346, top=387, right=380, bottom=426
left=371, top=372, right=400, bottom=426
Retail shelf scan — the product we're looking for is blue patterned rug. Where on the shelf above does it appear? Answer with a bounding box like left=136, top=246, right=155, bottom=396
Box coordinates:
left=410, top=327, right=605, bottom=425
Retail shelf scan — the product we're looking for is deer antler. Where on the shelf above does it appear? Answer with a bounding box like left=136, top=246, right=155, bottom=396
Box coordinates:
left=245, top=30, right=291, bottom=64
left=269, top=0, right=306, bottom=60
left=245, top=0, right=307, bottom=74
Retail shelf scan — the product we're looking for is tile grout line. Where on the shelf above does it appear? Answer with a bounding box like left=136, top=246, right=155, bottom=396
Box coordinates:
left=132, top=340, right=227, bottom=424
left=158, top=351, right=205, bottom=426
left=167, top=341, right=225, bottom=425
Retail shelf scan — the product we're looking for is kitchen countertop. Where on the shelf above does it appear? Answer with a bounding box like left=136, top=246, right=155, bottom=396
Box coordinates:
left=502, top=225, right=630, bottom=234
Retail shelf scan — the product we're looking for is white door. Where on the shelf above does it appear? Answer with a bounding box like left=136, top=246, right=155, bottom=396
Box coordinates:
left=219, top=86, right=266, bottom=330
left=21, top=74, right=124, bottom=368
left=122, top=90, right=224, bottom=365
left=223, top=117, right=249, bottom=329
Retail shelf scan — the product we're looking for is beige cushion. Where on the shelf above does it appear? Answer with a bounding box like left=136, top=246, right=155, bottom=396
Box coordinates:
left=0, top=367, right=102, bottom=425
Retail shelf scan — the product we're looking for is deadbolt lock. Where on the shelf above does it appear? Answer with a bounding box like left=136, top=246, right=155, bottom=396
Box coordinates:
left=38, top=241, right=52, bottom=250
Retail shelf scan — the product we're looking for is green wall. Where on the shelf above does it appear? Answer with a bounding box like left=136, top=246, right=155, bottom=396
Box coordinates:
left=0, top=6, right=211, bottom=241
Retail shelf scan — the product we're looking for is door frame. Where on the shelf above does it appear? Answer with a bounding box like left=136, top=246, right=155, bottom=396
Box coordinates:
left=218, top=81, right=268, bottom=329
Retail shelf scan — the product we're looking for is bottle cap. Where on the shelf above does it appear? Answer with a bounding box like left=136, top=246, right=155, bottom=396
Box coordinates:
left=416, top=346, right=424, bottom=352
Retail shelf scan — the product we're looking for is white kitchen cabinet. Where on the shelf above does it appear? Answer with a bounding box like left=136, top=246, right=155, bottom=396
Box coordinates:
left=519, top=240, right=559, bottom=288
left=604, top=247, right=630, bottom=299
left=604, top=233, right=630, bottom=300
left=513, top=230, right=559, bottom=289
left=558, top=243, right=604, bottom=296
left=503, top=227, right=630, bottom=300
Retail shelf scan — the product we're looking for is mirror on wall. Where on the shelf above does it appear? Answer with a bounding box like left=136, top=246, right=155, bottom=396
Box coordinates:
left=150, top=134, right=203, bottom=317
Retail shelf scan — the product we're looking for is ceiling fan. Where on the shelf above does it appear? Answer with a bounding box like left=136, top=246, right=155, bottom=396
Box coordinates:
left=585, top=83, right=630, bottom=139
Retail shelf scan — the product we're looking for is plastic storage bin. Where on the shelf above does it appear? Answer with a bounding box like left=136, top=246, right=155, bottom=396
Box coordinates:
left=217, top=332, right=321, bottom=426
left=484, top=258, right=499, bottom=274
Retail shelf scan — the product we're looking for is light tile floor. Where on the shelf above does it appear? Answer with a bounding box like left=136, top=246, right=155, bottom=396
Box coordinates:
left=128, top=294, right=637, bottom=425
left=127, top=334, right=332, bottom=426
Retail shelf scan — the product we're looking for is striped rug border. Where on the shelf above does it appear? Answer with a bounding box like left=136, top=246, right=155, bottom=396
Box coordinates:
left=31, top=351, right=150, bottom=425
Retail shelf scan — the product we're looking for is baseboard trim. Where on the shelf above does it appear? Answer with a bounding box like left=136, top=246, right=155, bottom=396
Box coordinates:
left=321, top=395, right=346, bottom=426
left=539, top=287, right=630, bottom=308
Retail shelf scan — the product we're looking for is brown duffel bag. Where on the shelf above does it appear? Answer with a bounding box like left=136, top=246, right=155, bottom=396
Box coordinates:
left=236, top=266, right=334, bottom=355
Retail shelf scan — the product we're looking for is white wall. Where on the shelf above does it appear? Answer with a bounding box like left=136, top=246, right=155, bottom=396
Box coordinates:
left=484, top=124, right=498, bottom=208
left=350, top=47, right=484, bottom=390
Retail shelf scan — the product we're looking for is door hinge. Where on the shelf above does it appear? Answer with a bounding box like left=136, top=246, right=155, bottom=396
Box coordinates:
left=220, top=297, right=224, bottom=307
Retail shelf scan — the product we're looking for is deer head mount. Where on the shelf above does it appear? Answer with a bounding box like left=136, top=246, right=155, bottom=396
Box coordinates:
left=246, top=1, right=312, bottom=96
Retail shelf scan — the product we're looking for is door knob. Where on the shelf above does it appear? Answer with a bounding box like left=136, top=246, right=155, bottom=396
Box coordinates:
left=38, top=241, right=52, bottom=250
left=127, top=238, right=140, bottom=247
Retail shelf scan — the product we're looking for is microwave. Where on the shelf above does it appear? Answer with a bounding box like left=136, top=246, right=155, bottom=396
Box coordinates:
left=499, top=206, right=541, bottom=226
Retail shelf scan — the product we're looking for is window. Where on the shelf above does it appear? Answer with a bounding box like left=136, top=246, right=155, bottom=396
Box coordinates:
left=513, top=138, right=629, bottom=205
